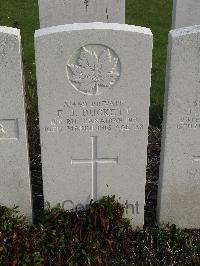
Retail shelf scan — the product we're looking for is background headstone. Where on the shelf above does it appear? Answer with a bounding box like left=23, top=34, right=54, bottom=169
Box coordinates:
left=158, top=25, right=200, bottom=228
left=172, top=0, right=200, bottom=29
left=0, top=27, right=32, bottom=222
left=35, top=23, right=152, bottom=227
left=38, top=0, right=125, bottom=28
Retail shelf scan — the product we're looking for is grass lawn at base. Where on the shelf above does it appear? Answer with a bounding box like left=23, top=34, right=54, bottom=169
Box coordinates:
left=0, top=0, right=173, bottom=125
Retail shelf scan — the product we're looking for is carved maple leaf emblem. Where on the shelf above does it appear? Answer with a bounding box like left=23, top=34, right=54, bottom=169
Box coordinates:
left=67, top=47, right=120, bottom=95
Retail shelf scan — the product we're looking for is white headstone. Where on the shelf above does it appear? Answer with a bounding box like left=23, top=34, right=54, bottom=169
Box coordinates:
left=0, top=27, right=32, bottom=221
left=158, top=25, right=200, bottom=228
left=38, top=0, right=125, bottom=28
left=35, top=23, right=152, bottom=227
left=172, top=0, right=200, bottom=29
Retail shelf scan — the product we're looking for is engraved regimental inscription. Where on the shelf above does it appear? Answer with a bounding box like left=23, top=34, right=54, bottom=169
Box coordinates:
left=172, top=97, right=200, bottom=130
left=45, top=100, right=144, bottom=134
left=67, top=44, right=121, bottom=95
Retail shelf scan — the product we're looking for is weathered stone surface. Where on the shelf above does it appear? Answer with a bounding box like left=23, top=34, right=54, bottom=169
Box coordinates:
left=35, top=23, right=152, bottom=227
left=0, top=27, right=32, bottom=222
left=158, top=25, right=200, bottom=228
left=172, top=0, right=200, bottom=29
left=38, top=0, right=125, bottom=28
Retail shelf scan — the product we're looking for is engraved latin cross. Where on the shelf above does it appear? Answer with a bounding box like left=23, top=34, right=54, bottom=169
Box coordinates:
left=71, top=136, right=118, bottom=201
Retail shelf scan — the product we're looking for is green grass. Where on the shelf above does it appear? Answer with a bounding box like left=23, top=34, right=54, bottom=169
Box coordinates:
left=0, top=0, right=173, bottom=124
left=126, top=0, right=173, bottom=123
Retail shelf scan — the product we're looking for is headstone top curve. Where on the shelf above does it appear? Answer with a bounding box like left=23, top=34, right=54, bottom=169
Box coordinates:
left=170, top=25, right=200, bottom=38
left=0, top=26, right=20, bottom=36
left=35, top=22, right=152, bottom=38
